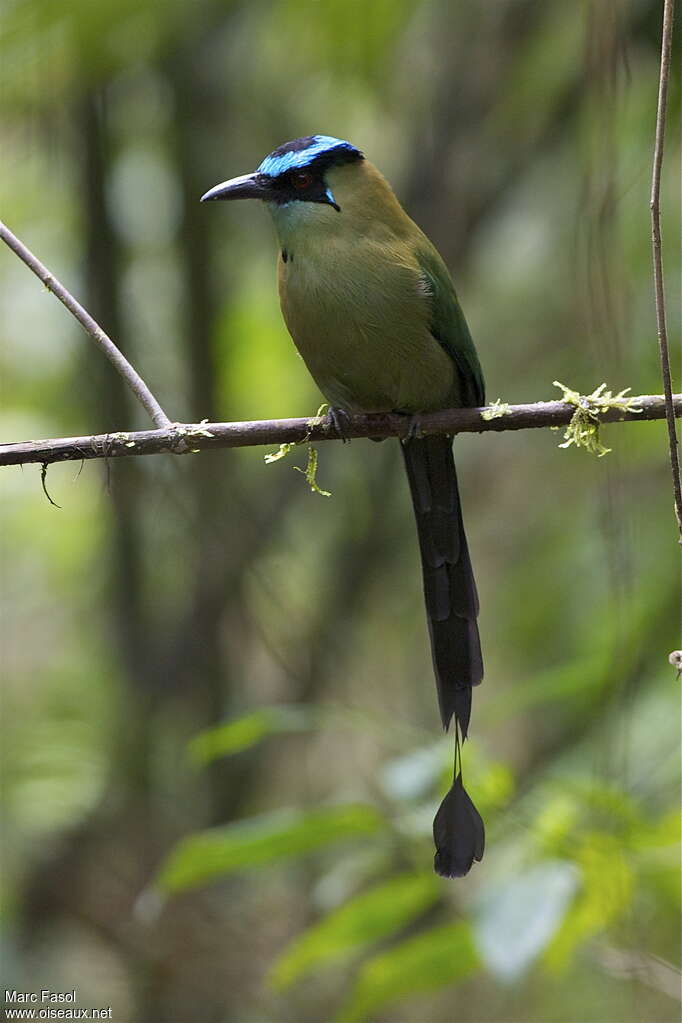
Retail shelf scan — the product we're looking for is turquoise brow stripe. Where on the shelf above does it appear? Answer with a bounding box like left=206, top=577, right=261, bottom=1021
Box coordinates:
left=258, top=136, right=355, bottom=176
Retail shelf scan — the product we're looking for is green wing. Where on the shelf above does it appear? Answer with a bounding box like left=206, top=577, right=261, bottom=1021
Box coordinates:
left=416, top=244, right=485, bottom=408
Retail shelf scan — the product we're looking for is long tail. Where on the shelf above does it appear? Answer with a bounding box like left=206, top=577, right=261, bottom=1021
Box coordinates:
left=401, top=433, right=485, bottom=877
left=401, top=433, right=483, bottom=737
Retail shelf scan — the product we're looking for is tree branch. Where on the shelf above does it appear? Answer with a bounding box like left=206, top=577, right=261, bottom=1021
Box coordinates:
left=650, top=0, right=681, bottom=539
left=0, top=220, right=172, bottom=429
left=0, top=394, right=679, bottom=468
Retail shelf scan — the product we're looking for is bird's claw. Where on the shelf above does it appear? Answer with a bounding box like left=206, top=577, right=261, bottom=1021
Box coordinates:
left=327, top=406, right=352, bottom=443
left=400, top=414, right=424, bottom=444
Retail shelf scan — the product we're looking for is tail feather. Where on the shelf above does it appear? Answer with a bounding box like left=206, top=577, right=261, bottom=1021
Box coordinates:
left=401, top=434, right=483, bottom=739
left=433, top=772, right=485, bottom=878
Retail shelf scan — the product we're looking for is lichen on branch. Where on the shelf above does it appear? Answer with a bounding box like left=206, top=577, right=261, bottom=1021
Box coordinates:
left=553, top=382, right=643, bottom=457
left=264, top=404, right=331, bottom=496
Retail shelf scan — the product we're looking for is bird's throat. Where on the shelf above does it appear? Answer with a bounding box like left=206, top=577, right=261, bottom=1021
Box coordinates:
left=267, top=199, right=339, bottom=256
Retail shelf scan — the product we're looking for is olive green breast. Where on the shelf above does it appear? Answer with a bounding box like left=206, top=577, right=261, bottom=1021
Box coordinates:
left=276, top=230, right=459, bottom=413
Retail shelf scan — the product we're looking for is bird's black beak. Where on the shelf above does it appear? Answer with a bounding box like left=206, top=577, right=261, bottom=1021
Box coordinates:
left=200, top=173, right=270, bottom=203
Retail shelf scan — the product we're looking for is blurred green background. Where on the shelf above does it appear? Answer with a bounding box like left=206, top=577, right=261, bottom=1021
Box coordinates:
left=1, top=1, right=680, bottom=1021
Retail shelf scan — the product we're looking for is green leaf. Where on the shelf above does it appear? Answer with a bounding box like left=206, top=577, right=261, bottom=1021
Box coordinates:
left=156, top=804, right=385, bottom=893
left=269, top=872, right=440, bottom=990
left=545, top=832, right=634, bottom=971
left=187, top=705, right=312, bottom=765
left=338, top=921, right=479, bottom=1022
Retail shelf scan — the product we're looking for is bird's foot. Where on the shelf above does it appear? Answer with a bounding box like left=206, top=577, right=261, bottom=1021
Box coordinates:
left=326, top=406, right=352, bottom=443
left=399, top=413, right=424, bottom=444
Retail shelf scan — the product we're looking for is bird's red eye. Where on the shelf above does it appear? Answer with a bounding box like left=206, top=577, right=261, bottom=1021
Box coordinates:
left=292, top=171, right=313, bottom=189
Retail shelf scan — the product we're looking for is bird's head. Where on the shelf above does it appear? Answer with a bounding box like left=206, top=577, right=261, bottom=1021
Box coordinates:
left=201, top=135, right=364, bottom=215
left=200, top=135, right=410, bottom=248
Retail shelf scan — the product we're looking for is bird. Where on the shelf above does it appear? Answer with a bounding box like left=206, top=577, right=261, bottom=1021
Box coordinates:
left=202, top=135, right=485, bottom=877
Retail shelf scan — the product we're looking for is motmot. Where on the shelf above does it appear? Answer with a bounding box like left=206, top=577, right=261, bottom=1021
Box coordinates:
left=202, top=136, right=485, bottom=877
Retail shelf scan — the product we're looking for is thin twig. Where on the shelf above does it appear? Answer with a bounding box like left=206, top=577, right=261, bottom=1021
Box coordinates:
left=650, top=0, right=681, bottom=539
left=0, top=394, right=679, bottom=468
left=0, top=220, right=172, bottom=429
left=40, top=462, right=61, bottom=507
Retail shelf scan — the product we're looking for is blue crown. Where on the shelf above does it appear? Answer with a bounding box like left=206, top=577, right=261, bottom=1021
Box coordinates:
left=258, top=135, right=363, bottom=177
